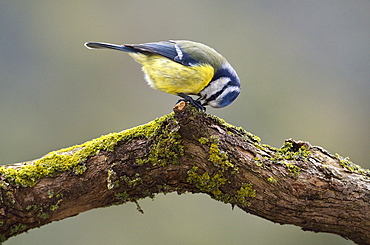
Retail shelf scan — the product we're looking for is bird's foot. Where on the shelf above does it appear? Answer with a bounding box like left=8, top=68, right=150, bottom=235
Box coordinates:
left=177, top=93, right=206, bottom=111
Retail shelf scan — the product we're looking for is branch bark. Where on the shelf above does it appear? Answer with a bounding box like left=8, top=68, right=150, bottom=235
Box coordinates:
left=0, top=102, right=369, bottom=244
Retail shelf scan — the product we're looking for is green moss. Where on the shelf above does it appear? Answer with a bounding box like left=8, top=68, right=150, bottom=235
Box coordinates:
left=37, top=212, right=49, bottom=219
left=121, top=173, right=142, bottom=188
left=253, top=142, right=264, bottom=151
left=272, top=141, right=311, bottom=162
left=207, top=135, right=237, bottom=171
left=237, top=183, right=256, bottom=198
left=187, top=166, right=256, bottom=207
left=0, top=114, right=175, bottom=187
left=190, top=132, right=259, bottom=206
left=336, top=154, right=369, bottom=175
left=187, top=166, right=228, bottom=197
left=9, top=224, right=27, bottom=235
left=235, top=183, right=256, bottom=206
left=267, top=177, right=277, bottom=183
left=156, top=184, right=173, bottom=194
left=25, top=205, right=50, bottom=219
left=209, top=114, right=261, bottom=144
left=114, top=192, right=130, bottom=204
left=7, top=191, right=15, bottom=204
left=46, top=191, right=63, bottom=199
left=135, top=159, right=145, bottom=166
left=25, top=205, right=36, bottom=211
left=74, top=164, right=87, bottom=175
left=253, top=156, right=263, bottom=167
left=198, top=137, right=209, bottom=145
left=131, top=114, right=184, bottom=167
left=146, top=127, right=184, bottom=166
left=49, top=204, right=59, bottom=211
left=0, top=234, right=6, bottom=244
left=270, top=141, right=311, bottom=175
left=284, top=162, right=301, bottom=175
left=47, top=191, right=54, bottom=198
left=0, top=181, right=8, bottom=189
left=254, top=143, right=277, bottom=152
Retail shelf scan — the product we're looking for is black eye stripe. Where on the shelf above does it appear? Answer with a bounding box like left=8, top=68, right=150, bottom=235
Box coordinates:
left=204, top=90, right=222, bottom=104
left=203, top=81, right=236, bottom=104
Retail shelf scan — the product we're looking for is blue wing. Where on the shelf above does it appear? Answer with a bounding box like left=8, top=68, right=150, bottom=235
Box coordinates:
left=85, top=41, right=201, bottom=67
left=126, top=41, right=200, bottom=67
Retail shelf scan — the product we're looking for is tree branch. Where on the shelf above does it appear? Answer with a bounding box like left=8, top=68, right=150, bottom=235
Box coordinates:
left=0, top=102, right=369, bottom=244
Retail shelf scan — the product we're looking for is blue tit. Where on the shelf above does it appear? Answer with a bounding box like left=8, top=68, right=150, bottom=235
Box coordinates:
left=84, top=40, right=240, bottom=110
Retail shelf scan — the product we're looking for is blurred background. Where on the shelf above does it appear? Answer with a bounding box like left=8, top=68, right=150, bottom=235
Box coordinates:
left=1, top=1, right=369, bottom=244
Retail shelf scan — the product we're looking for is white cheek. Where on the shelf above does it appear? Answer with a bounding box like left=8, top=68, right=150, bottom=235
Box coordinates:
left=207, top=86, right=240, bottom=108
left=200, top=77, right=230, bottom=99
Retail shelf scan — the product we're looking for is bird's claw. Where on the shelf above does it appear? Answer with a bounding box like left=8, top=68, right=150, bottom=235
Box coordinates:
left=177, top=93, right=206, bottom=111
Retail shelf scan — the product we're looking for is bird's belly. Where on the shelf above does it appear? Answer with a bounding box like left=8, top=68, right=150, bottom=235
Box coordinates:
left=139, top=56, right=214, bottom=95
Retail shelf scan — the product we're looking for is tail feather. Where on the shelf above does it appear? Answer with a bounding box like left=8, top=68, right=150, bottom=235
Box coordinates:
left=84, top=42, right=137, bottom=53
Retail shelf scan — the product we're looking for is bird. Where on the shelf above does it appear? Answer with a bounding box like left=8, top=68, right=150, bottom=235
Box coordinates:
left=84, top=40, right=240, bottom=110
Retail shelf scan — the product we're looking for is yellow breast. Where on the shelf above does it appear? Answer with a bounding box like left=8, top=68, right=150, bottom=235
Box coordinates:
left=129, top=53, right=214, bottom=95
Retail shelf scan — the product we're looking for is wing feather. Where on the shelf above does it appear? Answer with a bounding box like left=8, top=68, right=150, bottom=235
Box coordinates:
left=126, top=41, right=200, bottom=66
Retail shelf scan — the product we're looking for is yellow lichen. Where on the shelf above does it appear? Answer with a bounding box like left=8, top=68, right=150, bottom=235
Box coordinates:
left=237, top=183, right=256, bottom=197
left=0, top=113, right=175, bottom=187
left=335, top=154, right=369, bottom=175
left=208, top=135, right=236, bottom=171
left=198, top=137, right=209, bottom=145
left=253, top=156, right=263, bottom=167
left=267, top=177, right=277, bottom=183
left=187, top=166, right=228, bottom=197
left=270, top=141, right=312, bottom=175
